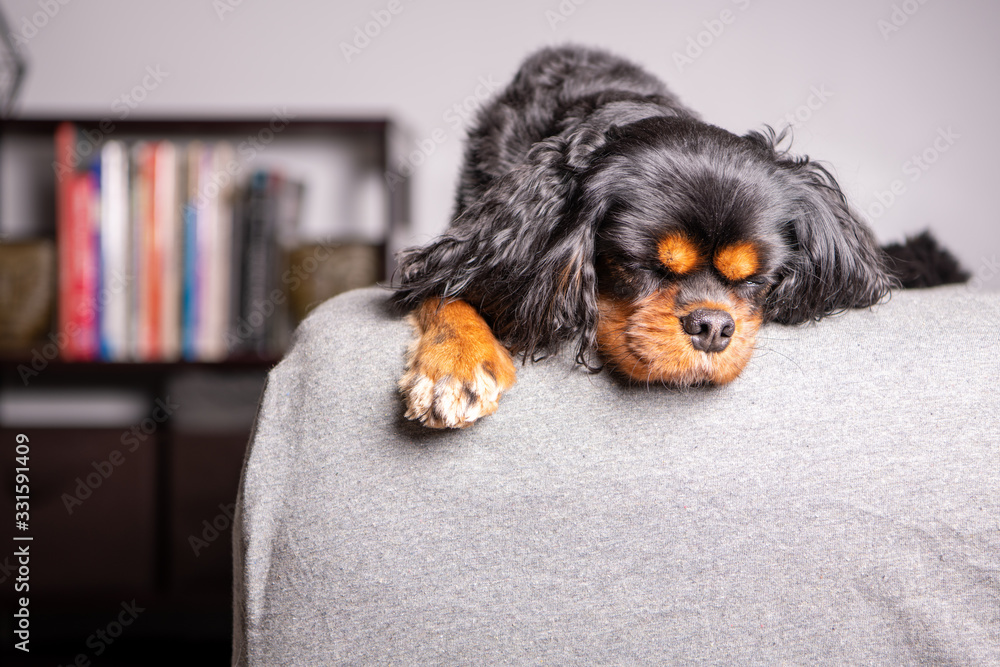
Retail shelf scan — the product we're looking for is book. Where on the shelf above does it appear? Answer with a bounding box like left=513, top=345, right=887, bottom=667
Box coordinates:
left=154, top=141, right=181, bottom=361
left=234, top=170, right=275, bottom=355
left=132, top=141, right=157, bottom=361
left=231, top=170, right=305, bottom=356
left=181, top=142, right=237, bottom=361
left=203, top=143, right=235, bottom=361
left=54, top=122, right=75, bottom=357
left=99, top=140, right=130, bottom=361
left=55, top=122, right=99, bottom=361
left=51, top=124, right=314, bottom=363
left=181, top=155, right=199, bottom=361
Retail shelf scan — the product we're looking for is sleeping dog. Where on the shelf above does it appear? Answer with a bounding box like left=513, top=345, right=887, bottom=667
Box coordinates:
left=393, top=45, right=965, bottom=428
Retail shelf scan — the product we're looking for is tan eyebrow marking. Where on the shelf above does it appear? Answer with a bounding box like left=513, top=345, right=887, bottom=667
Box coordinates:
left=714, top=242, right=759, bottom=281
left=657, top=233, right=702, bottom=275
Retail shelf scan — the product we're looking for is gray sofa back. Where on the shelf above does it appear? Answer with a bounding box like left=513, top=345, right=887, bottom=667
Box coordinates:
left=233, top=286, right=999, bottom=665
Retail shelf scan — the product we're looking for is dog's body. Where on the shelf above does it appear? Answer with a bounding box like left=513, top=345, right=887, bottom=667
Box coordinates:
left=394, top=46, right=962, bottom=428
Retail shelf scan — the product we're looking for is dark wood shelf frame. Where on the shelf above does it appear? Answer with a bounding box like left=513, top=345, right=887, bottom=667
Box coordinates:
left=0, top=114, right=409, bottom=651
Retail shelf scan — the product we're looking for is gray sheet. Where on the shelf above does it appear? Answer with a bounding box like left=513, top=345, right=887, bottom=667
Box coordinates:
left=233, top=285, right=1000, bottom=665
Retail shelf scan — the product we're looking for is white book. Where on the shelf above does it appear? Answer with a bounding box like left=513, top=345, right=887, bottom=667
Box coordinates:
left=99, top=140, right=130, bottom=361
left=193, top=143, right=214, bottom=360
left=203, top=142, right=236, bottom=361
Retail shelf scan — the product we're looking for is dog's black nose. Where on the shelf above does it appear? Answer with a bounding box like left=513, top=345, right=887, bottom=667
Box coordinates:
left=681, top=309, right=735, bottom=353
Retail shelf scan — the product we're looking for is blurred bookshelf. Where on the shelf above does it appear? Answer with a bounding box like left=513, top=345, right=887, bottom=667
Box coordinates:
left=0, top=115, right=408, bottom=659
left=0, top=116, right=407, bottom=360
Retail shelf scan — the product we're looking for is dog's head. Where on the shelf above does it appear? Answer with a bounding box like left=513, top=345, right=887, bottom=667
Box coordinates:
left=395, top=113, right=892, bottom=385
left=583, top=116, right=892, bottom=384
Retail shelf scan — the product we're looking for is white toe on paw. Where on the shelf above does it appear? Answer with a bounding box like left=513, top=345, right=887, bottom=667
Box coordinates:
left=398, top=299, right=517, bottom=429
left=400, top=363, right=504, bottom=429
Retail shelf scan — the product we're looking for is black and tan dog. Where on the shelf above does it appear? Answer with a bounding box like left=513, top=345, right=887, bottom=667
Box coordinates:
left=393, top=45, right=965, bottom=428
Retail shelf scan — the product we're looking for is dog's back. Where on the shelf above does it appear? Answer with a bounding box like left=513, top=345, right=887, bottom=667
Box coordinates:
left=454, top=46, right=687, bottom=217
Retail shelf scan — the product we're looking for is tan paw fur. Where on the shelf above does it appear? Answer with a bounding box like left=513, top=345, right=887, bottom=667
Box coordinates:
left=400, top=298, right=516, bottom=428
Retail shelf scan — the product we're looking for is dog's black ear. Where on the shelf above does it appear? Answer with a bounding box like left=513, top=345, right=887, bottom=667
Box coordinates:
left=747, top=129, right=894, bottom=324
left=393, top=128, right=609, bottom=363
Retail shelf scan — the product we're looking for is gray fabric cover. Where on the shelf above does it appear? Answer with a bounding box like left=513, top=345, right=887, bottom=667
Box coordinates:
left=233, top=285, right=999, bottom=665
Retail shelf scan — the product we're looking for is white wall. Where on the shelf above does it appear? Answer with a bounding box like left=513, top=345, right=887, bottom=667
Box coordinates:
left=3, top=0, right=998, bottom=289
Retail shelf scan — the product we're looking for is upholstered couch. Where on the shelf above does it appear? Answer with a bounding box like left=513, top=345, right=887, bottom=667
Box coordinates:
left=233, top=285, right=999, bottom=665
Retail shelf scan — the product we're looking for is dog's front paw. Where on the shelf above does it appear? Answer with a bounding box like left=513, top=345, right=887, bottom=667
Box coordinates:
left=400, top=299, right=516, bottom=429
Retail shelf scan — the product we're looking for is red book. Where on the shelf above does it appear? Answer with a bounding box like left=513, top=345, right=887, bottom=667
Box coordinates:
left=65, top=172, right=100, bottom=359
left=55, top=123, right=99, bottom=360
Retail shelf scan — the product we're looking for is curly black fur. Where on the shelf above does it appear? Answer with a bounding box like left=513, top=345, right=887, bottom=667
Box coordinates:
left=393, top=45, right=960, bottom=367
left=883, top=231, right=969, bottom=288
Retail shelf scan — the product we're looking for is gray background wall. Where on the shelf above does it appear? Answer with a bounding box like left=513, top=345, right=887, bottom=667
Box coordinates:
left=3, top=0, right=997, bottom=290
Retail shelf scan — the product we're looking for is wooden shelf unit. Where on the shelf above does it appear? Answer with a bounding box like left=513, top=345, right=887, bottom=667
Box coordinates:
left=0, top=115, right=409, bottom=655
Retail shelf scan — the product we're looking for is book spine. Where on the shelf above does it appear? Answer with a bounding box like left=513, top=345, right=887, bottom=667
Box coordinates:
left=181, top=142, right=200, bottom=360
left=154, top=142, right=181, bottom=361
left=54, top=123, right=88, bottom=360
left=236, top=171, right=270, bottom=354
left=89, top=159, right=104, bottom=361
left=181, top=202, right=197, bottom=359
left=197, top=146, right=215, bottom=360
left=64, top=170, right=99, bottom=360
left=206, top=143, right=235, bottom=361
left=99, top=140, right=130, bottom=361
left=128, top=143, right=144, bottom=361
left=134, top=142, right=159, bottom=361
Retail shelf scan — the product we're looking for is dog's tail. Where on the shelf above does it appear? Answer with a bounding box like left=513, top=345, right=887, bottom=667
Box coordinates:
left=881, top=230, right=969, bottom=288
